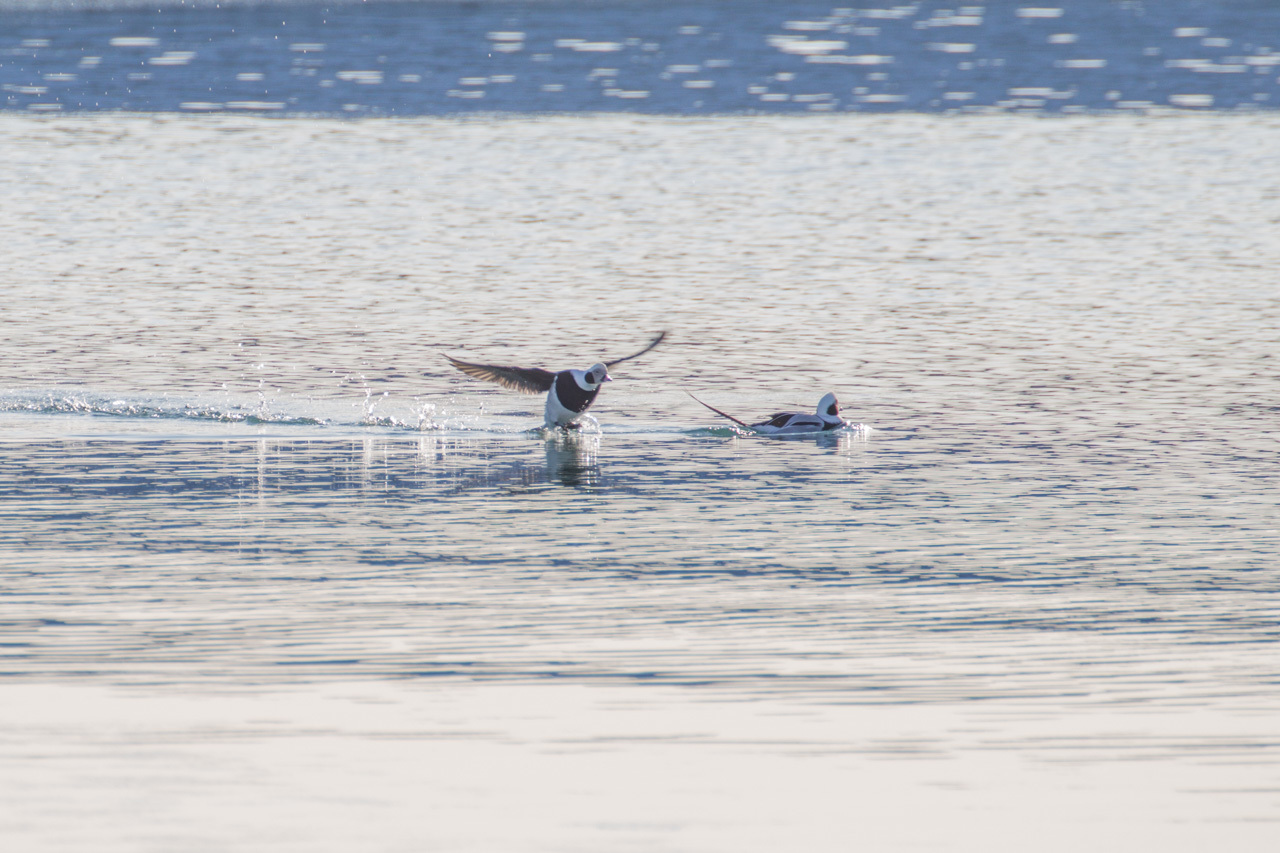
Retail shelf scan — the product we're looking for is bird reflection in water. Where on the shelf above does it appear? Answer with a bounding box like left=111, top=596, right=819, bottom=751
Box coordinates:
left=543, top=431, right=601, bottom=489
left=714, top=424, right=872, bottom=453
left=428, top=432, right=602, bottom=494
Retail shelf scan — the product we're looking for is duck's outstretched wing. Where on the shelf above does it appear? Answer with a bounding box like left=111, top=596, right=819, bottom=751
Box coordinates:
left=605, top=331, right=667, bottom=368
left=687, top=392, right=752, bottom=429
left=443, top=354, right=556, bottom=395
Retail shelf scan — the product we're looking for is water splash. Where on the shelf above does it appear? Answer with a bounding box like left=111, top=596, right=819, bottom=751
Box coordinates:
left=0, top=391, right=328, bottom=426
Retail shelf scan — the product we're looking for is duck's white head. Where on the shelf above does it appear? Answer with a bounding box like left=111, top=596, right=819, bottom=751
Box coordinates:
left=816, top=392, right=843, bottom=425
left=576, top=363, right=612, bottom=390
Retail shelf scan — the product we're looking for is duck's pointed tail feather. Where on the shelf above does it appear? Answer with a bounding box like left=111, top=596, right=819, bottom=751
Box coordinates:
left=687, top=392, right=752, bottom=429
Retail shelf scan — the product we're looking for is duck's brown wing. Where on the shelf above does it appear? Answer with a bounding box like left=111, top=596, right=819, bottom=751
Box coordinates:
left=687, top=392, right=752, bottom=429
left=605, top=331, right=667, bottom=368
left=443, top=354, right=556, bottom=395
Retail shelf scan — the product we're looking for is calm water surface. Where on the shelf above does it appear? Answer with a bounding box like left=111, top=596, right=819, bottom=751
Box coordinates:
left=2, top=111, right=1280, bottom=850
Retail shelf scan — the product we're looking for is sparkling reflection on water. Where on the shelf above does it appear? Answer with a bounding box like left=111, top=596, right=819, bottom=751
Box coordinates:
left=4, top=0, right=1280, bottom=114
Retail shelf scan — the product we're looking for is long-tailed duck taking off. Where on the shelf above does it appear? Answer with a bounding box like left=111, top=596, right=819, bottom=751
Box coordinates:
left=689, top=391, right=848, bottom=436
left=444, top=331, right=666, bottom=428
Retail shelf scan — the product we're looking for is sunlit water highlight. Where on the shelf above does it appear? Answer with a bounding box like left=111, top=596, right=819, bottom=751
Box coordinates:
left=4, top=0, right=1280, bottom=114
left=2, top=111, right=1280, bottom=849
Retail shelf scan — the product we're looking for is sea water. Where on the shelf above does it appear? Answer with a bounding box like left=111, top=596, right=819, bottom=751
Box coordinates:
left=2, top=4, right=1280, bottom=853
left=4, top=0, right=1280, bottom=115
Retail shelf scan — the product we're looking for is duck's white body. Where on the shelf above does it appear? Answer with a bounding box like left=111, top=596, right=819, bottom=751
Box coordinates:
left=692, top=391, right=848, bottom=435
left=543, top=366, right=609, bottom=427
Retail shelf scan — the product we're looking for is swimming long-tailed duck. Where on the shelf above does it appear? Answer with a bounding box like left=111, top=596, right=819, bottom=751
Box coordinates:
left=444, top=331, right=666, bottom=428
left=689, top=391, right=847, bottom=435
